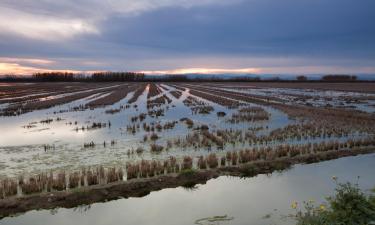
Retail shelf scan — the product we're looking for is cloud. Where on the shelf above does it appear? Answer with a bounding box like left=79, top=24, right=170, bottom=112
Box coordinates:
left=140, top=67, right=260, bottom=75
left=0, top=6, right=99, bottom=41
left=106, top=0, right=241, bottom=15
left=0, top=57, right=54, bottom=65
left=0, top=0, right=374, bottom=74
left=0, top=0, right=239, bottom=41
left=0, top=62, right=83, bottom=75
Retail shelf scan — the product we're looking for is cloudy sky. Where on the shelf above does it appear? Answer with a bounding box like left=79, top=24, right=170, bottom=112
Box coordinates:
left=0, top=0, right=374, bottom=75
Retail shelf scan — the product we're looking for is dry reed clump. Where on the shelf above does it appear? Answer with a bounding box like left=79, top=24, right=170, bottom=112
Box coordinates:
left=80, top=169, right=86, bottom=186
left=163, top=121, right=178, bottom=130
left=220, top=156, right=226, bottom=166
left=180, top=117, right=194, bottom=128
left=126, top=124, right=140, bottom=134
left=194, top=106, right=214, bottom=114
left=20, top=173, right=51, bottom=194
left=152, top=160, right=165, bottom=177
left=206, top=153, right=219, bottom=168
left=150, top=133, right=159, bottom=141
left=182, top=96, right=214, bottom=114
left=202, top=130, right=224, bottom=149
left=43, top=144, right=55, bottom=151
left=225, top=151, right=239, bottom=165
left=148, top=108, right=165, bottom=117
left=52, top=172, right=66, bottom=191
left=87, top=170, right=99, bottom=186
left=83, top=141, right=95, bottom=148
left=140, top=160, right=150, bottom=178
left=136, top=146, right=145, bottom=154
left=139, top=113, right=147, bottom=122
left=87, top=122, right=108, bottom=130
left=40, top=118, right=53, bottom=124
left=147, top=94, right=172, bottom=109
left=68, top=172, right=80, bottom=189
left=217, top=111, right=226, bottom=117
left=143, top=134, right=148, bottom=142
left=150, top=143, right=164, bottom=153
left=107, top=167, right=123, bottom=183
left=126, top=163, right=139, bottom=180
left=105, top=108, right=121, bottom=114
left=131, top=116, right=138, bottom=123
left=126, top=160, right=164, bottom=178
left=164, top=156, right=178, bottom=173
left=197, top=156, right=207, bottom=169
left=182, top=156, right=193, bottom=170
left=228, top=107, right=269, bottom=123
left=1, top=179, right=18, bottom=197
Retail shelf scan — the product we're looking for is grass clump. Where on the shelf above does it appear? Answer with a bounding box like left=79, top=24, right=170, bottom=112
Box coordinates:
left=292, top=178, right=375, bottom=225
left=179, top=168, right=197, bottom=176
left=150, top=144, right=164, bottom=153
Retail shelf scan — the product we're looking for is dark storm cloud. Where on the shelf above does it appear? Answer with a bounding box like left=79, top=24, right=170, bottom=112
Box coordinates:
left=0, top=0, right=374, bottom=73
left=99, top=0, right=375, bottom=57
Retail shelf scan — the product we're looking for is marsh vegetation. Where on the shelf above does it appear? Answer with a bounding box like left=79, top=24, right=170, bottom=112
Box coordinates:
left=0, top=81, right=375, bottom=223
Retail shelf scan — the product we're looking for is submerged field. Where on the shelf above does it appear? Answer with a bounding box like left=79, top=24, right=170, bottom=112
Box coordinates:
left=0, top=82, right=375, bottom=222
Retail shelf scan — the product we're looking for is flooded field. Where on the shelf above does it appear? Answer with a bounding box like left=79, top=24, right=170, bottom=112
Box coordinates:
left=0, top=82, right=375, bottom=223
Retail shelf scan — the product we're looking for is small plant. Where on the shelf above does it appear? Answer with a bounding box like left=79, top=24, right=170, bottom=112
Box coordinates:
left=207, top=153, right=218, bottom=168
left=52, top=172, right=66, bottom=191
left=150, top=144, right=164, bottom=152
left=182, top=156, right=193, bottom=170
left=217, top=111, right=226, bottom=117
left=69, top=172, right=80, bottom=189
left=198, top=156, right=207, bottom=169
left=150, top=133, right=159, bottom=141
left=180, top=168, right=197, bottom=176
left=136, top=146, right=145, bottom=154
left=292, top=177, right=375, bottom=225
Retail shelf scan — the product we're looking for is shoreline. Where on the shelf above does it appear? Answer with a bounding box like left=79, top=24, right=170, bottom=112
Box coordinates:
left=0, top=147, right=374, bottom=219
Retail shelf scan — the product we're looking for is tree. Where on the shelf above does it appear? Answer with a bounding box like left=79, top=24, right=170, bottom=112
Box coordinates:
left=321, top=75, right=357, bottom=82
left=296, top=75, right=308, bottom=81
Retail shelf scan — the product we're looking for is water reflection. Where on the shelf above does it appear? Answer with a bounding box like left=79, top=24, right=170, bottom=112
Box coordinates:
left=194, top=215, right=234, bottom=225
left=73, top=205, right=92, bottom=214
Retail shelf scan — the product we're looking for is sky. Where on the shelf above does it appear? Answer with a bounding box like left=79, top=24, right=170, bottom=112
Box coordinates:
left=0, top=0, right=375, bottom=75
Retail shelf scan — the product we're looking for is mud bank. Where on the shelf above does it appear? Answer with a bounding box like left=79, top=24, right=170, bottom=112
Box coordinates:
left=0, top=148, right=374, bottom=219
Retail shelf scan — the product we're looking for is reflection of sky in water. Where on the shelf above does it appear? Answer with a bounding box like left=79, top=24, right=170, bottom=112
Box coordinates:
left=0, top=84, right=293, bottom=177
left=2, top=154, right=375, bottom=225
left=0, top=84, right=370, bottom=178
left=220, top=87, right=375, bottom=113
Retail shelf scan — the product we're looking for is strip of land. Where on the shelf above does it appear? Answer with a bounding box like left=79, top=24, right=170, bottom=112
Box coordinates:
left=0, top=147, right=374, bottom=219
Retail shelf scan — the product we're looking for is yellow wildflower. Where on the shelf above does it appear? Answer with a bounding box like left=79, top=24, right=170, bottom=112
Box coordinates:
left=319, top=204, right=326, bottom=211
left=291, top=201, right=298, bottom=209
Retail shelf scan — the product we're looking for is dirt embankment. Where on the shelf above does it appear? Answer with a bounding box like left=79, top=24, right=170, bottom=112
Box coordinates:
left=0, top=148, right=374, bottom=219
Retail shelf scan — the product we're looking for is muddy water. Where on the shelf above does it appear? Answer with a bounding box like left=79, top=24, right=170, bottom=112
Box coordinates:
left=2, top=154, right=374, bottom=225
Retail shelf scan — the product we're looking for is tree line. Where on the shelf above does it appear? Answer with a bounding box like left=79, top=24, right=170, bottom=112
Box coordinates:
left=0, top=73, right=364, bottom=82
